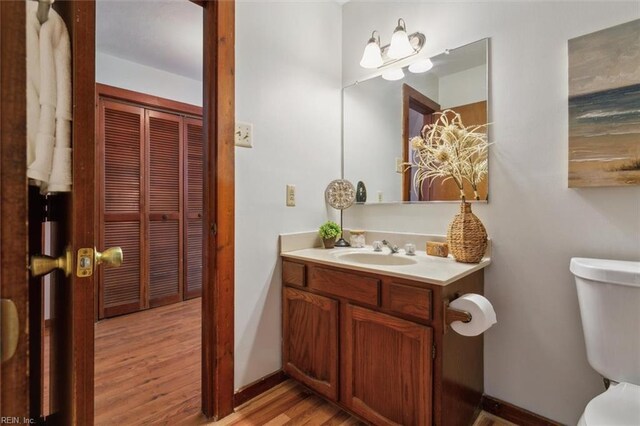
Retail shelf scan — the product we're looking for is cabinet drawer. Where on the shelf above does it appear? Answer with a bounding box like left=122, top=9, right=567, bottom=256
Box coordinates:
left=383, top=282, right=432, bottom=321
left=308, top=267, right=379, bottom=306
left=283, top=260, right=305, bottom=287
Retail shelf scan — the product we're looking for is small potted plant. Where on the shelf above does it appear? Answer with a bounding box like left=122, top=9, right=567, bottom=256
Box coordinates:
left=318, top=221, right=341, bottom=249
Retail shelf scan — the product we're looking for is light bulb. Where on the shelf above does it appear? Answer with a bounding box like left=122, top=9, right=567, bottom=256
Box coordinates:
left=382, top=68, right=405, bottom=81
left=360, top=41, right=383, bottom=69
left=388, top=19, right=415, bottom=59
left=408, top=58, right=433, bottom=73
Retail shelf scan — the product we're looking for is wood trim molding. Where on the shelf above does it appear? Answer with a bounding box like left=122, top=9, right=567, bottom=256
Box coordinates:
left=233, top=371, right=288, bottom=408
left=481, top=395, right=564, bottom=426
left=401, top=83, right=440, bottom=201
left=96, top=83, right=203, bottom=117
left=404, top=83, right=440, bottom=114
left=201, top=0, right=236, bottom=420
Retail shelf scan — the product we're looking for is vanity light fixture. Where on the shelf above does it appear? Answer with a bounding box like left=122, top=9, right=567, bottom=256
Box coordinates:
left=359, top=31, right=383, bottom=69
left=382, top=68, right=405, bottom=81
left=388, top=18, right=415, bottom=59
left=408, top=58, right=434, bottom=74
left=359, top=18, right=425, bottom=70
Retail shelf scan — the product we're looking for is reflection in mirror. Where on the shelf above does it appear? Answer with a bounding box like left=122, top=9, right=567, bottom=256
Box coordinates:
left=343, top=38, right=489, bottom=203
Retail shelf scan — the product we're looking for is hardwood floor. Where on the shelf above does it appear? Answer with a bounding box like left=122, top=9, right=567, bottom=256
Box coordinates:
left=87, top=298, right=513, bottom=425
left=95, top=298, right=203, bottom=425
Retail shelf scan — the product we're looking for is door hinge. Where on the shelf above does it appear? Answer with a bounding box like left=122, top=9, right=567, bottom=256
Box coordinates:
left=432, top=344, right=436, bottom=359
left=210, top=222, right=217, bottom=235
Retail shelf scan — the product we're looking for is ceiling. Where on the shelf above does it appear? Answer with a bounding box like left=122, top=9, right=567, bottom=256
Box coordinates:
left=96, top=0, right=203, bottom=81
left=96, top=1, right=484, bottom=83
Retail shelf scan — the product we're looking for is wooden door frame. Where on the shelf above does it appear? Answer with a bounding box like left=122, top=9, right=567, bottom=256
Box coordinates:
left=401, top=84, right=440, bottom=202
left=0, top=0, right=235, bottom=421
left=200, top=0, right=235, bottom=419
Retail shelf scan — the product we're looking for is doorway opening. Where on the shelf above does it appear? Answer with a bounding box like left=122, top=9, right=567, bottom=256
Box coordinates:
left=402, top=84, right=440, bottom=201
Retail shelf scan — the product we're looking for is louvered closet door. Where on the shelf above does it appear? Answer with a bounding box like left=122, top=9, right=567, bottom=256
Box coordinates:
left=99, top=100, right=145, bottom=318
left=184, top=118, right=204, bottom=299
left=147, top=110, right=184, bottom=307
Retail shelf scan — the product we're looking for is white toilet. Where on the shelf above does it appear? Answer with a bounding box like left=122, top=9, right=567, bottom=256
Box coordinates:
left=571, top=258, right=640, bottom=426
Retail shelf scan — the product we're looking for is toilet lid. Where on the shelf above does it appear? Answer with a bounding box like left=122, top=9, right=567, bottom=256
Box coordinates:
left=583, top=382, right=640, bottom=425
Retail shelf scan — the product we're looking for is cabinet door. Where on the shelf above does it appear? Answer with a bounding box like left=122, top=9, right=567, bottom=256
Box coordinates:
left=147, top=110, right=183, bottom=307
left=283, top=287, right=339, bottom=401
left=98, top=99, right=145, bottom=318
left=184, top=118, right=203, bottom=299
left=343, top=304, right=433, bottom=426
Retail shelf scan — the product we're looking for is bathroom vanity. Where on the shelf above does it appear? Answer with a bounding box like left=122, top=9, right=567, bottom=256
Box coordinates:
left=280, top=235, right=491, bottom=426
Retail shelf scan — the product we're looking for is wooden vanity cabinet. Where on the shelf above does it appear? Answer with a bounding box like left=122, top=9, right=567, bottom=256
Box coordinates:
left=282, top=286, right=339, bottom=400
left=343, top=304, right=433, bottom=425
left=282, top=258, right=485, bottom=426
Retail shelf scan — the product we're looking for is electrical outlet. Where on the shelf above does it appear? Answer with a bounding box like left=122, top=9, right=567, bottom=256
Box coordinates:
left=286, top=184, right=296, bottom=207
left=395, top=157, right=403, bottom=173
left=235, top=122, right=253, bottom=148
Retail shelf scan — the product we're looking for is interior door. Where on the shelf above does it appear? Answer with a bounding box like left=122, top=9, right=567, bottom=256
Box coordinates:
left=1, top=0, right=30, bottom=418
left=1, top=1, right=97, bottom=423
left=184, top=118, right=204, bottom=299
left=50, top=2, right=97, bottom=423
left=98, top=99, right=145, bottom=318
left=147, top=110, right=184, bottom=308
left=2, top=0, right=235, bottom=422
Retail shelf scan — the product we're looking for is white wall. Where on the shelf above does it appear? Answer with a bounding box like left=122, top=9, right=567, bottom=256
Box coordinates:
left=96, top=52, right=202, bottom=106
left=344, top=72, right=438, bottom=202
left=438, top=64, right=486, bottom=109
left=343, top=2, right=640, bottom=424
left=234, top=2, right=342, bottom=389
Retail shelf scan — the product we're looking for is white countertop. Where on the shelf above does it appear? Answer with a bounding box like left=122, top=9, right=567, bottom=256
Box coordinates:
left=281, top=246, right=491, bottom=286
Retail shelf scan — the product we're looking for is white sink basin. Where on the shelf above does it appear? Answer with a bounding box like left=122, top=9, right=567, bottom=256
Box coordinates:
left=336, top=252, right=418, bottom=266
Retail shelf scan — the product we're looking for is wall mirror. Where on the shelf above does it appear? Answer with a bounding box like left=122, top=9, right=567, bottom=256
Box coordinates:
left=343, top=38, right=489, bottom=204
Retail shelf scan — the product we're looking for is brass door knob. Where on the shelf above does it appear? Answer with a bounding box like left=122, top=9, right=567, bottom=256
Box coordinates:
left=95, top=247, right=123, bottom=268
left=29, top=247, right=73, bottom=277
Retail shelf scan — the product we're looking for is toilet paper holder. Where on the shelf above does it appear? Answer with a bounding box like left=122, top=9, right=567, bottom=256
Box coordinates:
left=445, top=302, right=472, bottom=325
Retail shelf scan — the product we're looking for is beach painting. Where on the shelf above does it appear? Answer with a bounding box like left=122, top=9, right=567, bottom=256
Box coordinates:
left=568, top=19, right=640, bottom=187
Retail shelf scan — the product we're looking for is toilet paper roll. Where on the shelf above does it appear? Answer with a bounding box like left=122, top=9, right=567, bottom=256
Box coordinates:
left=449, top=293, right=497, bottom=336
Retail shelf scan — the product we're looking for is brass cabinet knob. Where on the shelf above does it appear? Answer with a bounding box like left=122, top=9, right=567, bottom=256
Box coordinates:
left=95, top=247, right=123, bottom=268
left=29, top=247, right=72, bottom=277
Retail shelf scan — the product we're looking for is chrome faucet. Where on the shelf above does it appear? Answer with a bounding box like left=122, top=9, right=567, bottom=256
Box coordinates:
left=381, top=240, right=400, bottom=254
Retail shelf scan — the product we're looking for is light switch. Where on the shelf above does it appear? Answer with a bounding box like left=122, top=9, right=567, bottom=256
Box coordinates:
left=286, top=184, right=296, bottom=207
left=235, top=122, right=253, bottom=148
left=395, top=157, right=404, bottom=173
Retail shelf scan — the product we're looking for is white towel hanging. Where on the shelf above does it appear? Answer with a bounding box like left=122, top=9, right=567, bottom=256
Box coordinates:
left=26, top=0, right=72, bottom=194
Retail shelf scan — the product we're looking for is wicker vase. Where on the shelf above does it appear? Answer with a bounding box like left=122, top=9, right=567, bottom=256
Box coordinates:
left=447, top=201, right=487, bottom=263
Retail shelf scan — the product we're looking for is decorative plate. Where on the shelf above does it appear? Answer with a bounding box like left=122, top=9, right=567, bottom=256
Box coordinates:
left=325, top=179, right=356, bottom=210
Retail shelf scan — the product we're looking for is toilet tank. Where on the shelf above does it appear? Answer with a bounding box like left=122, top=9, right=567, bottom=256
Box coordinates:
left=571, top=258, right=640, bottom=385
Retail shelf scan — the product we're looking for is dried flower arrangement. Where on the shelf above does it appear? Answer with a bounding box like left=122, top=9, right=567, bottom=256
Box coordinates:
left=408, top=109, right=489, bottom=200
